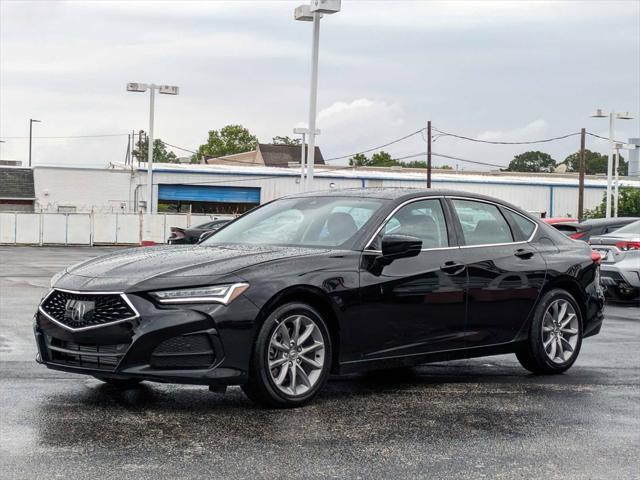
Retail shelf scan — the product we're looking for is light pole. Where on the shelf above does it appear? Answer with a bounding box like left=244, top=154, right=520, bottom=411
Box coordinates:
left=29, top=119, right=41, bottom=167
left=590, top=109, right=634, bottom=218
left=613, top=142, right=638, bottom=217
left=293, top=127, right=321, bottom=191
left=295, top=0, right=341, bottom=191
left=126, top=83, right=179, bottom=215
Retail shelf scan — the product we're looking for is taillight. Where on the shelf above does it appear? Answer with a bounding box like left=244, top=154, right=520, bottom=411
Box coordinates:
left=615, top=241, right=640, bottom=251
left=570, top=232, right=585, bottom=240
left=591, top=250, right=601, bottom=265
left=170, top=228, right=185, bottom=239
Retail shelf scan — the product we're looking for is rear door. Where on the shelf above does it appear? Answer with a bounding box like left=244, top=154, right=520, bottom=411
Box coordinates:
left=448, top=197, right=547, bottom=347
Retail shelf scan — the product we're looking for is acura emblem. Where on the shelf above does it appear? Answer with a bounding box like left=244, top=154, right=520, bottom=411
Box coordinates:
left=65, top=300, right=90, bottom=322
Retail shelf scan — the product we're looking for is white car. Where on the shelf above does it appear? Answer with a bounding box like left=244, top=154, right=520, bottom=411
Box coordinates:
left=590, top=220, right=640, bottom=301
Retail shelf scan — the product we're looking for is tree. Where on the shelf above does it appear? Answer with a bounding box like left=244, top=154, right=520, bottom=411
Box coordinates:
left=349, top=153, right=371, bottom=167
left=195, top=124, right=258, bottom=161
left=563, top=149, right=627, bottom=176
left=505, top=151, right=557, bottom=173
left=370, top=151, right=395, bottom=167
left=584, top=187, right=640, bottom=219
left=133, top=136, right=177, bottom=164
left=272, top=136, right=301, bottom=146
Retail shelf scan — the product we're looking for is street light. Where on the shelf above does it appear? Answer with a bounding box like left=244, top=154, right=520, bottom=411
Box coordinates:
left=294, top=0, right=341, bottom=191
left=126, top=83, right=179, bottom=215
left=590, top=109, right=634, bottom=218
left=293, top=126, right=321, bottom=192
left=29, top=119, right=41, bottom=167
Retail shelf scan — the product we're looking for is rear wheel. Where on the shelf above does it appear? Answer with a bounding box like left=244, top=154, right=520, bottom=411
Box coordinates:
left=614, top=284, right=639, bottom=302
left=516, top=289, right=583, bottom=374
left=242, top=302, right=331, bottom=408
left=94, top=377, right=143, bottom=389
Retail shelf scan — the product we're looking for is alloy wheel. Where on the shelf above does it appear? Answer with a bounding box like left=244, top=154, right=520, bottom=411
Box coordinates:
left=541, top=299, right=579, bottom=364
left=267, top=314, right=325, bottom=396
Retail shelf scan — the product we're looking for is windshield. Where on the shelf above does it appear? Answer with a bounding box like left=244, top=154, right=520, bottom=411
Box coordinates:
left=611, top=220, right=640, bottom=236
left=203, top=196, right=386, bottom=248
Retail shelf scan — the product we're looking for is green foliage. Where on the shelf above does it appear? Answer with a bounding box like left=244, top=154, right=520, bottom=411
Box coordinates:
left=584, top=187, right=640, bottom=219
left=563, top=149, right=627, bottom=176
left=195, top=124, right=258, bottom=161
left=133, top=136, right=177, bottom=164
left=348, top=151, right=452, bottom=170
left=349, top=153, right=371, bottom=166
left=505, top=151, right=557, bottom=173
left=272, top=136, right=301, bottom=146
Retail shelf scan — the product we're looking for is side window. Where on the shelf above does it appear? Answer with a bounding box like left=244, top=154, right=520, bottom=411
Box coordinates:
left=452, top=199, right=514, bottom=246
left=370, top=199, right=449, bottom=250
left=502, top=209, right=536, bottom=241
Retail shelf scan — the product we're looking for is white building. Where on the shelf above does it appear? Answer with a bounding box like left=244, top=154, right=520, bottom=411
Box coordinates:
left=29, top=161, right=640, bottom=218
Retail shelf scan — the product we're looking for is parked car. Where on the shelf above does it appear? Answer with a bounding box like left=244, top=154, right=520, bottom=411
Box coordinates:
left=590, top=220, right=640, bottom=301
left=543, top=218, right=583, bottom=239
left=36, top=189, right=604, bottom=408
left=546, top=217, right=639, bottom=242
left=167, top=219, right=230, bottom=244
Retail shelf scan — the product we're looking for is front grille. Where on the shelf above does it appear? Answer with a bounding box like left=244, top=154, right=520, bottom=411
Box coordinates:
left=45, top=336, right=130, bottom=371
left=150, top=333, right=215, bottom=369
left=40, top=289, right=137, bottom=330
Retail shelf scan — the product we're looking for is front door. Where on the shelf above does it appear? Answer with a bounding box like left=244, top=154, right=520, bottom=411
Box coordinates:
left=350, top=198, right=468, bottom=362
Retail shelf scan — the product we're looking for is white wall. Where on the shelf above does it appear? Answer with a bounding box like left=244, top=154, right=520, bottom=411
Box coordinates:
left=34, top=166, right=133, bottom=213
left=0, top=212, right=225, bottom=245
left=32, top=165, right=617, bottom=218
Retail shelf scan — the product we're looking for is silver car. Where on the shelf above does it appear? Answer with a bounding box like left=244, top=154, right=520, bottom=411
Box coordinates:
left=590, top=220, right=640, bottom=301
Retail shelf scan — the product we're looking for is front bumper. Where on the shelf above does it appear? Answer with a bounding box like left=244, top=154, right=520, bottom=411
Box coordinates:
left=34, top=292, right=260, bottom=385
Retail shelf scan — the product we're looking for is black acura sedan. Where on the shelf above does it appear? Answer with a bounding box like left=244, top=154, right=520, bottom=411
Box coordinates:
left=35, top=189, right=604, bottom=407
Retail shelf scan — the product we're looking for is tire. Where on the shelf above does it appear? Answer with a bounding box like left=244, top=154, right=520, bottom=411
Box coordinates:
left=242, top=302, right=332, bottom=408
left=94, top=377, right=143, bottom=389
left=516, top=289, right=583, bottom=374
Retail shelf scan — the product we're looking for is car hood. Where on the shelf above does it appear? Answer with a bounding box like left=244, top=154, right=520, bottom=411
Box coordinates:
left=54, top=244, right=329, bottom=292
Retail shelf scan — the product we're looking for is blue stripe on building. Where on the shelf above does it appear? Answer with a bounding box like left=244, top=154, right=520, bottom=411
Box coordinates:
left=158, top=185, right=261, bottom=203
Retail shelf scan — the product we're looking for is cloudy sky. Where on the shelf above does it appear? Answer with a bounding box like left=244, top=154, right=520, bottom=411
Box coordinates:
left=1, top=0, right=639, bottom=170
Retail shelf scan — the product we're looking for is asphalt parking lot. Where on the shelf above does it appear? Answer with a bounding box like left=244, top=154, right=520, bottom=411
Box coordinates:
left=1, top=246, right=639, bottom=479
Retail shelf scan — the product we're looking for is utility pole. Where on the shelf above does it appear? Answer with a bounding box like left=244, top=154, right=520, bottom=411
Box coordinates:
left=427, top=121, right=432, bottom=188
left=578, top=128, right=586, bottom=221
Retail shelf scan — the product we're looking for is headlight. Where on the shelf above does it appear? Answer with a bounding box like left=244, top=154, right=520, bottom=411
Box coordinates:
left=149, top=283, right=249, bottom=305
left=50, top=269, right=66, bottom=287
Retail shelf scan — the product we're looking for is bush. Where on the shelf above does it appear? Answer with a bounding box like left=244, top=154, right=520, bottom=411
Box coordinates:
left=584, top=187, right=640, bottom=219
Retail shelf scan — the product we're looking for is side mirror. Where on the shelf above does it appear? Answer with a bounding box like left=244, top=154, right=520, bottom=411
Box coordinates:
left=198, top=230, right=216, bottom=244
left=381, top=234, right=423, bottom=260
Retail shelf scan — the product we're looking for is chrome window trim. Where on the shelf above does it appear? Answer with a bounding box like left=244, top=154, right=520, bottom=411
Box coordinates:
left=364, top=195, right=539, bottom=252
left=364, top=196, right=450, bottom=252
left=38, top=288, right=140, bottom=332
left=447, top=196, right=539, bottom=248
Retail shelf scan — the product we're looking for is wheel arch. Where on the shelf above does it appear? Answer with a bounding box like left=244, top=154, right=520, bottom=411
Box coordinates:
left=253, top=285, right=342, bottom=374
left=540, top=275, right=588, bottom=324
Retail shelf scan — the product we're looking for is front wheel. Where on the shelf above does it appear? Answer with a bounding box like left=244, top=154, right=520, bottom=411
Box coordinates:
left=242, top=302, right=332, bottom=408
left=516, top=289, right=583, bottom=374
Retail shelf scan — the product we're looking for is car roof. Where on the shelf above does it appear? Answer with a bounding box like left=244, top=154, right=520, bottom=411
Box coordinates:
left=287, top=187, right=516, bottom=204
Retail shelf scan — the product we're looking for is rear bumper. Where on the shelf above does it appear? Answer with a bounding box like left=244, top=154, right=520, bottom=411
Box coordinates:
left=600, top=262, right=640, bottom=289
left=34, top=293, right=260, bottom=386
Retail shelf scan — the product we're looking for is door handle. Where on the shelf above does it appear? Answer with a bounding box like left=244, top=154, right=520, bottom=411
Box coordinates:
left=514, top=248, right=535, bottom=259
left=440, top=261, right=466, bottom=275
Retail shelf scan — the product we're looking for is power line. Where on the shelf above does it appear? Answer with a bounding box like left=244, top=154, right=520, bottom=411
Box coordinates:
left=0, top=133, right=129, bottom=139
left=432, top=128, right=581, bottom=145
left=323, top=128, right=425, bottom=162
left=389, top=151, right=504, bottom=169
left=585, top=131, right=626, bottom=143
